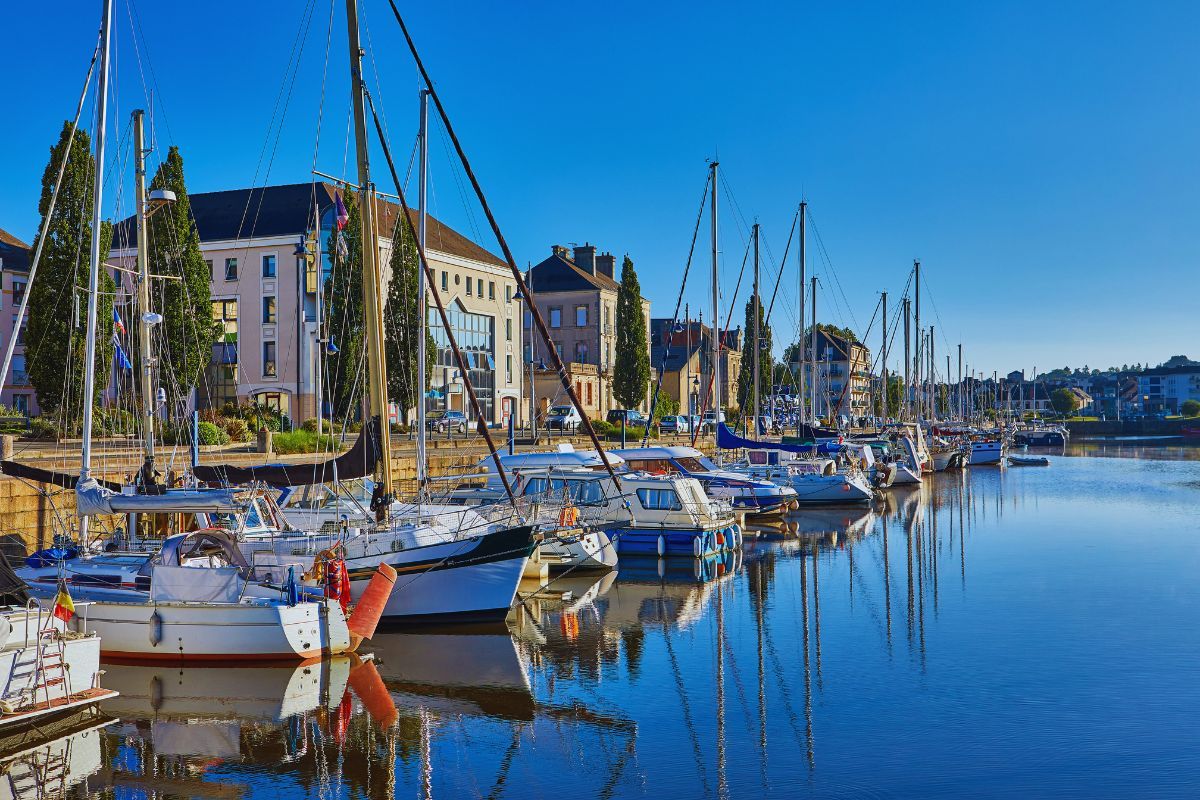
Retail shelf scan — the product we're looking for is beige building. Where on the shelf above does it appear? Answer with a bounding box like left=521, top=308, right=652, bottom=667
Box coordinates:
left=649, top=319, right=742, bottom=415
left=110, top=182, right=522, bottom=426
left=0, top=228, right=34, bottom=415
left=523, top=244, right=650, bottom=417
left=795, top=329, right=872, bottom=420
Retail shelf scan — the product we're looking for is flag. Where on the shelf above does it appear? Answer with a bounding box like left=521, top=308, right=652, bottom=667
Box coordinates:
left=53, top=580, right=74, bottom=623
left=334, top=191, right=350, bottom=230
left=113, top=335, right=132, bottom=370
left=112, top=307, right=126, bottom=336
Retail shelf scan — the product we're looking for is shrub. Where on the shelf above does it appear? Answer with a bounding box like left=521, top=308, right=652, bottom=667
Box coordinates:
left=272, top=430, right=339, bottom=455
left=223, top=418, right=250, bottom=442
left=197, top=421, right=230, bottom=446
left=604, top=424, right=657, bottom=441
left=1182, top=399, right=1200, bottom=418
left=390, top=422, right=410, bottom=434
left=301, top=417, right=334, bottom=434
left=24, top=418, right=59, bottom=441
left=589, top=419, right=614, bottom=436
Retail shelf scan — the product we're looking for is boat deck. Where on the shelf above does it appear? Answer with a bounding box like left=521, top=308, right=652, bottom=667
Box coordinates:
left=0, top=687, right=118, bottom=729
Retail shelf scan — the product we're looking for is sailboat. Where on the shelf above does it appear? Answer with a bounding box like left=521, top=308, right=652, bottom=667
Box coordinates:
left=7, top=5, right=394, bottom=661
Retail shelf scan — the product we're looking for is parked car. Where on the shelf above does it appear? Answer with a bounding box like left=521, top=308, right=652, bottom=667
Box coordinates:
left=659, top=415, right=691, bottom=434
left=545, top=405, right=582, bottom=432
left=698, top=410, right=727, bottom=434
left=426, top=410, right=468, bottom=433
left=607, top=409, right=648, bottom=428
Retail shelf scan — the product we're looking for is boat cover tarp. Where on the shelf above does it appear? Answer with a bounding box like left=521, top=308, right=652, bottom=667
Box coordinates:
left=0, top=550, right=29, bottom=606
left=193, top=416, right=382, bottom=488
left=0, top=461, right=121, bottom=492
left=717, top=423, right=841, bottom=455
left=149, top=565, right=244, bottom=604
left=76, top=477, right=241, bottom=516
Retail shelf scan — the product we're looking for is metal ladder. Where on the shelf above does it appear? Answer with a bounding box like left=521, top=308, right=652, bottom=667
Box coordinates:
left=34, top=630, right=69, bottom=709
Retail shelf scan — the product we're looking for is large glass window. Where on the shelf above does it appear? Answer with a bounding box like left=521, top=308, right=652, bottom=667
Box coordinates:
left=427, top=303, right=496, bottom=422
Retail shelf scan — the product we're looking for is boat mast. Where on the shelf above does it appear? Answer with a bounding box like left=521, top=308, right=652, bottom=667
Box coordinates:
left=809, top=276, right=817, bottom=424
left=902, top=297, right=910, bottom=421
left=345, top=0, right=393, bottom=517
left=913, top=259, right=921, bottom=421
left=881, top=291, right=888, bottom=423
left=957, top=343, right=963, bottom=421
left=797, top=201, right=806, bottom=431
left=752, top=222, right=761, bottom=433
left=685, top=301, right=691, bottom=417
left=416, top=88, right=429, bottom=495
left=80, top=0, right=113, bottom=486
left=929, top=326, right=935, bottom=421
left=133, top=109, right=157, bottom=476
left=710, top=160, right=720, bottom=432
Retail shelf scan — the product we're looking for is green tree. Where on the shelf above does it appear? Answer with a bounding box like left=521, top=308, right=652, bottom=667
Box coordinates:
left=613, top=256, right=650, bottom=409
left=1050, top=387, right=1080, bottom=416
left=382, top=212, right=434, bottom=422
left=324, top=190, right=365, bottom=419
left=25, top=122, right=116, bottom=424
left=736, top=293, right=773, bottom=414
left=146, top=146, right=217, bottom=411
left=1181, top=399, right=1200, bottom=417
left=652, top=390, right=679, bottom=419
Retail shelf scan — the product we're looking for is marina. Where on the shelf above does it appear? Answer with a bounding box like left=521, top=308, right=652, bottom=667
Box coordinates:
left=0, top=1, right=1198, bottom=797
left=7, top=443, right=1198, bottom=797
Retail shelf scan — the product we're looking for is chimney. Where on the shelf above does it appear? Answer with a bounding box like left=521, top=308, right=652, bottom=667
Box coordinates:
left=596, top=251, right=616, bottom=280
left=552, top=244, right=570, bottom=259
left=573, top=242, right=597, bottom=274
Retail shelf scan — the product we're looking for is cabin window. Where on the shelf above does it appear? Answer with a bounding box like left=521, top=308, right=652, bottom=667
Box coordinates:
left=627, top=459, right=675, bottom=474
left=637, top=488, right=682, bottom=511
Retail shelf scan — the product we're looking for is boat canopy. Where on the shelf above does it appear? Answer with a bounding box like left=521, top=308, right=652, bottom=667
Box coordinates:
left=717, top=422, right=841, bottom=455
left=193, top=416, right=383, bottom=488
left=76, top=477, right=242, bottom=516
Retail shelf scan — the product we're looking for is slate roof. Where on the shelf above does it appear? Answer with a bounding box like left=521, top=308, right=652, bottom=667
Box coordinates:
left=0, top=228, right=30, bottom=273
left=111, top=182, right=505, bottom=267
left=651, top=342, right=702, bottom=373
left=527, top=251, right=620, bottom=293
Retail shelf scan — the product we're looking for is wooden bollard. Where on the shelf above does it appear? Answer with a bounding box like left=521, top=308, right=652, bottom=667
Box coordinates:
left=0, top=435, right=11, bottom=462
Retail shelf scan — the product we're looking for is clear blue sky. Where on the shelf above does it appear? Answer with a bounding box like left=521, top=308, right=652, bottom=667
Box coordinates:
left=4, top=1, right=1198, bottom=377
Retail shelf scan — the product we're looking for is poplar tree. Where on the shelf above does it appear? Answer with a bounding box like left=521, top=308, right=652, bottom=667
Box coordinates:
left=736, top=293, right=773, bottom=414
left=25, top=122, right=116, bottom=425
left=146, top=146, right=217, bottom=410
left=382, top=211, right=434, bottom=423
left=613, top=256, right=650, bottom=410
left=324, top=190, right=364, bottom=419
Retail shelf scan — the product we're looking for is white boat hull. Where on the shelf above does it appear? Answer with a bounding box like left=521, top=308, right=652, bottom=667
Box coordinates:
left=56, top=599, right=350, bottom=662
left=538, top=530, right=618, bottom=574
left=889, top=465, right=923, bottom=485
left=969, top=442, right=1005, bottom=465
left=787, top=474, right=875, bottom=505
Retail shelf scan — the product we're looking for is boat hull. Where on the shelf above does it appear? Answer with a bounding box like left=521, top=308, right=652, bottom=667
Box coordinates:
left=58, top=599, right=350, bottom=662
left=788, top=475, right=875, bottom=505
left=613, top=523, right=741, bottom=557
left=969, top=442, right=1005, bottom=465
left=538, top=530, right=618, bottom=574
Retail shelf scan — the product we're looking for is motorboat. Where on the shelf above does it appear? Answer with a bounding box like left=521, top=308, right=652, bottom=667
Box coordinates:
left=1013, top=423, right=1068, bottom=447
left=610, top=445, right=799, bottom=515
left=448, top=452, right=740, bottom=558
left=969, top=438, right=1005, bottom=465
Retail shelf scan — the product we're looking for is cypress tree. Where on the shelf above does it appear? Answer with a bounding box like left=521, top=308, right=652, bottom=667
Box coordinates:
left=736, top=293, right=773, bottom=415
left=324, top=190, right=365, bottom=419
left=25, top=122, right=116, bottom=425
left=382, top=211, right=434, bottom=423
left=613, top=255, right=650, bottom=410
left=146, top=146, right=217, bottom=411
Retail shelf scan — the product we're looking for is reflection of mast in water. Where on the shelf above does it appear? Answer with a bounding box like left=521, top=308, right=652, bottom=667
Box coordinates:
left=662, top=620, right=712, bottom=796
left=960, top=469, right=968, bottom=589
left=931, top=487, right=939, bottom=616
left=716, top=580, right=728, bottom=800
left=905, top=503, right=915, bottom=646
left=882, top=513, right=892, bottom=652
left=799, top=549, right=814, bottom=768
left=420, top=707, right=432, bottom=800
left=751, top=557, right=769, bottom=784
left=811, top=542, right=823, bottom=688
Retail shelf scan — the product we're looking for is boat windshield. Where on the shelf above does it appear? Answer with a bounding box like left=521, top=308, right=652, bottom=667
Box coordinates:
left=674, top=457, right=709, bottom=473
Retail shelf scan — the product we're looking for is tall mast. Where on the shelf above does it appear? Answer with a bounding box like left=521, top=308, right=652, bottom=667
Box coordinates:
left=80, top=0, right=113, bottom=487
left=345, top=0, right=393, bottom=514
left=797, top=201, right=806, bottom=431
left=133, top=109, right=156, bottom=472
left=416, top=89, right=429, bottom=492
left=929, top=326, right=935, bottom=420
left=685, top=302, right=691, bottom=416
left=710, top=161, right=720, bottom=430
left=881, top=291, right=888, bottom=422
left=913, top=259, right=921, bottom=420
left=752, top=222, right=761, bottom=432
left=809, top=276, right=817, bottom=423
left=957, top=343, right=963, bottom=421
left=902, top=298, right=911, bottom=421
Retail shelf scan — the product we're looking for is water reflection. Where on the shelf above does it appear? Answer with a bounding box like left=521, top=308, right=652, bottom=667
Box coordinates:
left=0, top=709, right=112, bottom=798
left=58, top=449, right=1200, bottom=797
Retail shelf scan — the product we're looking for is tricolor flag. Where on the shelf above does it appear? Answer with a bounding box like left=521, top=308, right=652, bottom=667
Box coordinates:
left=53, top=579, right=75, bottom=623
left=113, top=335, right=132, bottom=370
left=334, top=191, right=350, bottom=230
left=113, top=307, right=127, bottom=336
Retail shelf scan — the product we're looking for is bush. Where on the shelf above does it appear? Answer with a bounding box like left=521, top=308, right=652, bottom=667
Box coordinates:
left=589, top=419, right=614, bottom=436
left=1182, top=399, right=1200, bottom=418
left=604, top=424, right=657, bottom=441
left=301, top=417, right=335, bottom=434
left=197, top=421, right=230, bottom=446
left=223, top=417, right=250, bottom=442
left=272, top=430, right=339, bottom=455
left=389, top=422, right=410, bottom=434
left=23, top=418, right=59, bottom=441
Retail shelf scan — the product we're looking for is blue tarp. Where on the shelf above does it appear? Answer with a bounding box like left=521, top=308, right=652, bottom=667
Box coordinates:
left=716, top=422, right=841, bottom=455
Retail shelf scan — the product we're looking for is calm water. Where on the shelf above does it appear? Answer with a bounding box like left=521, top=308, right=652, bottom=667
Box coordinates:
left=23, top=447, right=1200, bottom=798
